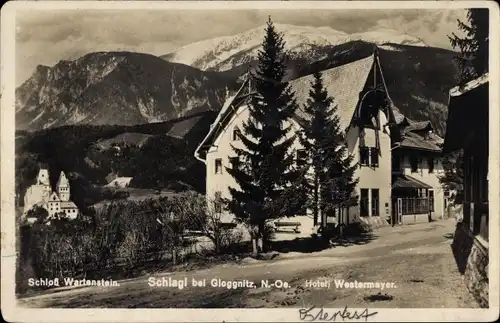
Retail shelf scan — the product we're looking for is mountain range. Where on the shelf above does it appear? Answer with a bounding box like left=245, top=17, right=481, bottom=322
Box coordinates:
left=161, top=24, right=427, bottom=71
left=16, top=52, right=237, bottom=130
left=15, top=24, right=459, bottom=135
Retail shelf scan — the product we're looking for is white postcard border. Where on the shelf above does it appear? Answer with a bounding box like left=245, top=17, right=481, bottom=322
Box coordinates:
left=1, top=1, right=499, bottom=322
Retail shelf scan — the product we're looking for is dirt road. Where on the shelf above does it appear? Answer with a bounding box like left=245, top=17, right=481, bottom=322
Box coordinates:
left=17, top=218, right=478, bottom=308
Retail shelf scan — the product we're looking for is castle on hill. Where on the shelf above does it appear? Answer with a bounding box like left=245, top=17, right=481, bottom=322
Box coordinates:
left=23, top=169, right=79, bottom=221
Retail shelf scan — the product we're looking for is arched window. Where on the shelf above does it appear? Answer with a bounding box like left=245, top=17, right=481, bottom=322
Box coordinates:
left=232, top=126, right=241, bottom=141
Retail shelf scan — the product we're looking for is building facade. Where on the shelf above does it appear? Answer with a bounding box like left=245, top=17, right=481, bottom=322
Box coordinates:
left=444, top=74, right=489, bottom=307
left=23, top=169, right=79, bottom=222
left=390, top=111, right=447, bottom=225
left=195, top=52, right=446, bottom=238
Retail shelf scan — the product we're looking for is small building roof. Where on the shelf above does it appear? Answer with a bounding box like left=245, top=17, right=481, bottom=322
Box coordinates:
left=398, top=131, right=442, bottom=152
left=449, top=73, right=489, bottom=97
left=392, top=174, right=432, bottom=189
left=105, top=177, right=133, bottom=188
left=48, top=192, right=60, bottom=202
left=60, top=201, right=78, bottom=209
left=391, top=106, right=443, bottom=153
left=167, top=114, right=206, bottom=139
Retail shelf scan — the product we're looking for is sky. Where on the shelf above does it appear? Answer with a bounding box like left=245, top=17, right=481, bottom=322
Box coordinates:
left=15, top=8, right=468, bottom=86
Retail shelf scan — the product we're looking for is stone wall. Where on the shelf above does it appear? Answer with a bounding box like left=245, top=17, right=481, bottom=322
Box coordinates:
left=451, top=222, right=489, bottom=307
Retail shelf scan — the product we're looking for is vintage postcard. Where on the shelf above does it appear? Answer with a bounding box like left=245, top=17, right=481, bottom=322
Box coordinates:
left=1, top=1, right=499, bottom=322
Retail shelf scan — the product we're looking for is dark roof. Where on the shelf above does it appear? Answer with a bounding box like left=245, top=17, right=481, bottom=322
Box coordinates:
left=392, top=174, right=432, bottom=189
left=167, top=114, right=205, bottom=139
left=404, top=120, right=433, bottom=134
left=443, top=73, right=489, bottom=154
left=391, top=106, right=443, bottom=153
left=195, top=54, right=377, bottom=160
left=398, top=131, right=442, bottom=152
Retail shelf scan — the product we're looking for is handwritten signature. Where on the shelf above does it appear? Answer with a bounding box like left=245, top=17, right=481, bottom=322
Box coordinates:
left=299, top=305, right=378, bottom=321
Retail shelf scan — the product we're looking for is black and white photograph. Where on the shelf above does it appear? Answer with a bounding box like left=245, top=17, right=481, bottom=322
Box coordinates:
left=1, top=1, right=498, bottom=322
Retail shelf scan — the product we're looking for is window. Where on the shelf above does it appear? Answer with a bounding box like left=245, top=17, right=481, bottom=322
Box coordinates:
left=360, top=146, right=378, bottom=167
left=410, top=156, right=419, bottom=173
left=214, top=191, right=223, bottom=213
left=359, top=147, right=369, bottom=166
left=370, top=148, right=379, bottom=167
left=229, top=156, right=240, bottom=170
left=296, top=149, right=307, bottom=167
left=392, top=155, right=401, bottom=171
left=428, top=157, right=434, bottom=173
left=232, top=126, right=241, bottom=141
left=215, top=158, right=223, bottom=174
left=371, top=189, right=380, bottom=216
left=360, top=189, right=369, bottom=217
left=428, top=190, right=435, bottom=212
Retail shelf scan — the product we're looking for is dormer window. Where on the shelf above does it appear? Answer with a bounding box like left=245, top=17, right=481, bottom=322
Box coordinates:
left=232, top=126, right=241, bottom=141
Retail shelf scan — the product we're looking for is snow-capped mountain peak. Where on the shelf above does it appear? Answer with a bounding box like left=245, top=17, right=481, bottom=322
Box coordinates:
left=160, top=24, right=427, bottom=71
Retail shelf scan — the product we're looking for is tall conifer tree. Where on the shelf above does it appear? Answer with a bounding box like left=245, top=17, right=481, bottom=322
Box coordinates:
left=448, top=8, right=489, bottom=84
left=441, top=9, right=489, bottom=202
left=226, top=17, right=302, bottom=253
left=298, top=71, right=358, bottom=230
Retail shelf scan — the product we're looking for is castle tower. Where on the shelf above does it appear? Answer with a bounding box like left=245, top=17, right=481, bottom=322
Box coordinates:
left=36, top=169, right=50, bottom=186
left=56, top=171, right=70, bottom=202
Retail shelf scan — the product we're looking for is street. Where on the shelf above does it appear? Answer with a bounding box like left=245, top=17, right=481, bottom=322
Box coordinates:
left=17, top=218, right=478, bottom=308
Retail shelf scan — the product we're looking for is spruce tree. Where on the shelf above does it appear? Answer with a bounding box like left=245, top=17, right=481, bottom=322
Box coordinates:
left=442, top=9, right=489, bottom=202
left=226, top=17, right=302, bottom=253
left=298, top=71, right=358, bottom=231
left=448, top=8, right=489, bottom=84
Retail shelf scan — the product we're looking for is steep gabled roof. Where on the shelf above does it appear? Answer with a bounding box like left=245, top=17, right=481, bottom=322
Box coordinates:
left=195, top=54, right=376, bottom=161
left=48, top=192, right=60, bottom=202
left=56, top=171, right=69, bottom=188
left=194, top=79, right=250, bottom=161
left=291, top=54, right=375, bottom=131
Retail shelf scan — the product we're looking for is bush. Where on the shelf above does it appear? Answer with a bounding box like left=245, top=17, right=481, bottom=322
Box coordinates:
left=218, top=227, right=245, bottom=253
left=17, top=193, right=259, bottom=295
left=344, top=222, right=373, bottom=237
